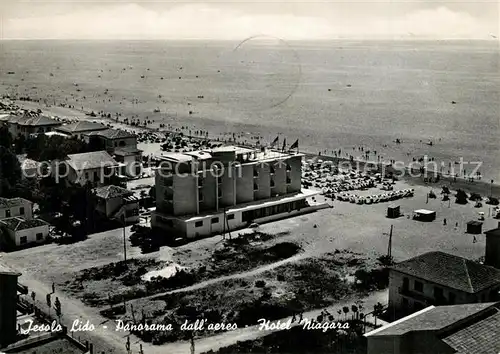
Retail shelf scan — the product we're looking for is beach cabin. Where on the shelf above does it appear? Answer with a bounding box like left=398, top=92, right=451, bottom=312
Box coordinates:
left=387, top=205, right=400, bottom=219
left=466, top=221, right=483, bottom=235
left=413, top=209, right=436, bottom=222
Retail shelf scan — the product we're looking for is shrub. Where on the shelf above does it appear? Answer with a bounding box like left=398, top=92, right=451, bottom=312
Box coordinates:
left=455, top=189, right=468, bottom=204
left=487, top=197, right=499, bottom=206
left=469, top=193, right=482, bottom=201
left=255, top=280, right=266, bottom=288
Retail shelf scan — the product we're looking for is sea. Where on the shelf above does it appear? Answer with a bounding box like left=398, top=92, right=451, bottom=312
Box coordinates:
left=1, top=39, right=499, bottom=180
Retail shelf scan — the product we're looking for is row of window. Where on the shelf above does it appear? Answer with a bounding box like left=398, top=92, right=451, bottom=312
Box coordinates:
left=403, top=277, right=456, bottom=304
left=19, top=233, right=44, bottom=244
left=194, top=214, right=235, bottom=228
left=3, top=207, right=25, bottom=218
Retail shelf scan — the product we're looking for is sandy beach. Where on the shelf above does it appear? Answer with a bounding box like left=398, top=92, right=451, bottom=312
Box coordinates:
left=1, top=40, right=499, bottom=181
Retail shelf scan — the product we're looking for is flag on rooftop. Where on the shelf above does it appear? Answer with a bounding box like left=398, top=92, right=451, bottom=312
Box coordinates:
left=281, top=138, right=287, bottom=152
left=270, top=135, right=279, bottom=148
left=289, top=139, right=299, bottom=151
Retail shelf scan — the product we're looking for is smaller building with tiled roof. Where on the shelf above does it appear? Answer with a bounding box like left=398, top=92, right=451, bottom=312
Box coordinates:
left=66, top=151, right=119, bottom=171
left=0, top=217, right=48, bottom=231
left=0, top=217, right=49, bottom=247
left=93, top=185, right=139, bottom=223
left=0, top=113, right=61, bottom=138
left=56, top=121, right=108, bottom=139
left=56, top=151, right=120, bottom=187
left=365, top=302, right=500, bottom=354
left=86, top=128, right=136, bottom=140
left=0, top=197, right=33, bottom=221
left=93, top=185, right=133, bottom=200
left=388, top=251, right=500, bottom=321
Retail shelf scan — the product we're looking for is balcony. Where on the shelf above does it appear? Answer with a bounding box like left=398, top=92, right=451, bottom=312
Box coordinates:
left=398, top=287, right=450, bottom=306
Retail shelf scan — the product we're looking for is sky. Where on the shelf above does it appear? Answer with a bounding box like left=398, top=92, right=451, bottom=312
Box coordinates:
left=0, top=0, right=499, bottom=40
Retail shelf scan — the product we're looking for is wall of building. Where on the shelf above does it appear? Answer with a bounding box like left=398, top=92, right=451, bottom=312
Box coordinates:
left=172, top=174, right=197, bottom=216
left=254, top=163, right=271, bottom=201
left=0, top=273, right=19, bottom=347
left=235, top=164, right=254, bottom=204
left=219, top=166, right=236, bottom=208
left=0, top=202, right=32, bottom=221
left=199, top=172, right=218, bottom=213
left=286, top=155, right=302, bottom=193
left=271, top=160, right=287, bottom=197
left=485, top=235, right=500, bottom=269
left=388, top=270, right=500, bottom=319
left=367, top=335, right=401, bottom=354
left=6, top=224, right=49, bottom=246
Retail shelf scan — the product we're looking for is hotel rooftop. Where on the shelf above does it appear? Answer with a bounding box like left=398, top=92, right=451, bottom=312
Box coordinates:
left=157, top=145, right=300, bottom=164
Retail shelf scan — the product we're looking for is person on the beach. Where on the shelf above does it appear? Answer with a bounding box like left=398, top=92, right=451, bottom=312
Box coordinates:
left=443, top=218, right=447, bottom=226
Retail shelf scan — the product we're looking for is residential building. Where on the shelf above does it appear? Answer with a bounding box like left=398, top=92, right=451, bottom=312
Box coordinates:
left=114, top=146, right=143, bottom=177
left=365, top=302, right=500, bottom=354
left=93, top=185, right=140, bottom=224
left=0, top=265, right=21, bottom=348
left=0, top=217, right=49, bottom=247
left=484, top=226, right=500, bottom=269
left=0, top=114, right=61, bottom=138
left=55, top=120, right=108, bottom=140
left=388, top=251, right=500, bottom=320
left=54, top=151, right=120, bottom=186
left=152, top=145, right=321, bottom=238
left=84, top=128, right=142, bottom=177
left=0, top=198, right=33, bottom=220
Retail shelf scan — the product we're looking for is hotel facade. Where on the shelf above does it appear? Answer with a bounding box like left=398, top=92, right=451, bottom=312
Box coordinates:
left=151, top=146, right=319, bottom=238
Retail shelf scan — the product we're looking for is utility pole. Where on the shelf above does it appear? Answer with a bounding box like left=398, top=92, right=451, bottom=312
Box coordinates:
left=387, top=225, right=393, bottom=258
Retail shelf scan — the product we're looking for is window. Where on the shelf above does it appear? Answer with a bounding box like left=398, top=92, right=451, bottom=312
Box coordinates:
left=286, top=177, right=291, bottom=184
left=414, top=280, right=424, bottom=293
left=286, top=164, right=291, bottom=171
left=253, top=168, right=259, bottom=177
left=85, top=172, right=89, bottom=180
left=403, top=277, right=409, bottom=291
left=20, top=236, right=27, bottom=244
left=227, top=214, right=235, bottom=220
left=36, top=233, right=44, bottom=241
left=270, top=179, right=275, bottom=188
left=198, top=191, right=204, bottom=202
left=253, top=183, right=259, bottom=191
left=211, top=217, right=219, bottom=224
left=414, top=302, right=424, bottom=311
left=164, top=178, right=173, bottom=187
left=5, top=209, right=11, bottom=218
left=270, top=166, right=275, bottom=174
left=434, top=287, right=444, bottom=300
left=217, top=176, right=223, bottom=184
left=20, top=207, right=25, bottom=215
left=195, top=221, right=203, bottom=228
left=218, top=189, right=223, bottom=198
left=94, top=172, right=99, bottom=181
left=198, top=178, right=204, bottom=187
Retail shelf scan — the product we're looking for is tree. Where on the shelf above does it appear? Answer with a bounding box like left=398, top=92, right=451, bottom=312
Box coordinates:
left=456, top=189, right=468, bottom=204
left=0, top=126, right=12, bottom=148
left=54, top=297, right=61, bottom=318
left=373, top=302, right=384, bottom=327
left=0, top=146, right=22, bottom=197
left=351, top=305, right=358, bottom=320
left=342, top=306, right=349, bottom=321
